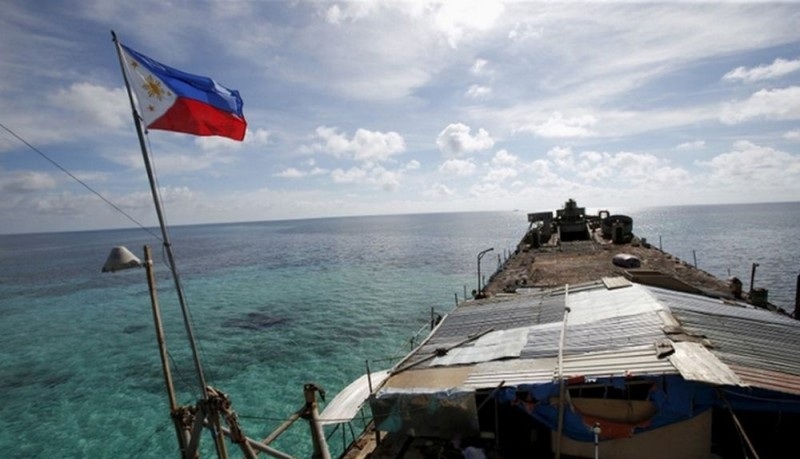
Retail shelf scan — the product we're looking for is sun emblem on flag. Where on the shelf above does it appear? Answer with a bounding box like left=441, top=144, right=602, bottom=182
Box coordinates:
left=142, top=75, right=166, bottom=101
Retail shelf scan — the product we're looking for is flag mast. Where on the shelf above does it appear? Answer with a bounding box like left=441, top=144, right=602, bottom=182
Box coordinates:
left=109, top=32, right=310, bottom=459
left=111, top=30, right=210, bottom=401
left=110, top=30, right=238, bottom=459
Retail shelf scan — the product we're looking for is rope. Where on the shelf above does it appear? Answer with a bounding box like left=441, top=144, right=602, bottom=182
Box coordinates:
left=0, top=121, right=162, bottom=240
left=719, top=390, right=762, bottom=459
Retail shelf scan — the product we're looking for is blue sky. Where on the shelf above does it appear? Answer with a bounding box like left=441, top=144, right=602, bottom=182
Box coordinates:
left=1, top=1, right=799, bottom=234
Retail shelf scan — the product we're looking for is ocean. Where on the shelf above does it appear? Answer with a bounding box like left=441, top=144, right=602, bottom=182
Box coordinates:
left=1, top=202, right=798, bottom=459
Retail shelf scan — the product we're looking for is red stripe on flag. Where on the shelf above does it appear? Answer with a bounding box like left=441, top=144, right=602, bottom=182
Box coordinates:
left=149, top=98, right=246, bottom=141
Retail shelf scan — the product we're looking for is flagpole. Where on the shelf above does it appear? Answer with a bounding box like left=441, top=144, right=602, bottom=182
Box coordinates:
left=111, top=31, right=209, bottom=401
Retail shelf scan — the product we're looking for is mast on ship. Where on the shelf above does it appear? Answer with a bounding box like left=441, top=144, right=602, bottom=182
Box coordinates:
left=109, top=31, right=331, bottom=459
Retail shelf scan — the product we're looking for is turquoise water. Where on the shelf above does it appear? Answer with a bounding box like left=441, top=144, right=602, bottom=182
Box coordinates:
left=1, top=204, right=798, bottom=458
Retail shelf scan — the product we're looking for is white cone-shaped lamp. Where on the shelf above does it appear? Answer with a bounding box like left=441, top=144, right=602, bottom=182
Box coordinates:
left=102, top=246, right=142, bottom=273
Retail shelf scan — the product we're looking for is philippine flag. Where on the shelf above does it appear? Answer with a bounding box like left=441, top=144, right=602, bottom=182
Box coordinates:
left=120, top=44, right=246, bottom=141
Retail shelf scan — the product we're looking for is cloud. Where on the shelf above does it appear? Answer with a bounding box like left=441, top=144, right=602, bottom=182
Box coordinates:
left=508, top=21, right=542, bottom=41
left=331, top=166, right=367, bottom=184
left=405, top=159, right=420, bottom=170
left=246, top=128, right=270, bottom=145
left=323, top=2, right=378, bottom=25
left=723, top=57, right=800, bottom=83
left=471, top=58, right=489, bottom=75
left=439, top=158, right=477, bottom=177
left=275, top=168, right=305, bottom=178
left=699, top=140, right=800, bottom=186
left=310, top=126, right=406, bottom=162
left=720, top=86, right=800, bottom=124
left=0, top=170, right=57, bottom=192
left=436, top=123, right=494, bottom=157
left=547, top=146, right=574, bottom=169
left=49, top=83, right=128, bottom=129
left=330, top=164, right=402, bottom=191
left=542, top=146, right=692, bottom=189
left=676, top=140, right=706, bottom=151
left=423, top=183, right=455, bottom=198
left=197, top=128, right=267, bottom=151
left=484, top=167, right=517, bottom=183
left=433, top=0, right=505, bottom=48
left=465, top=84, right=492, bottom=99
left=491, top=149, right=518, bottom=167
left=517, top=112, right=598, bottom=138
left=784, top=130, right=800, bottom=140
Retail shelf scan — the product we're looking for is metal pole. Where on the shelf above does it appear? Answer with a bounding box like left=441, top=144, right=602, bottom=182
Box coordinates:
left=143, top=245, right=187, bottom=454
left=555, top=285, right=571, bottom=459
left=477, top=248, right=494, bottom=296
left=750, top=262, right=759, bottom=293
left=112, top=31, right=208, bottom=400
left=794, top=273, right=800, bottom=320
left=304, top=384, right=332, bottom=459
left=364, top=360, right=381, bottom=446
left=593, top=423, right=601, bottom=459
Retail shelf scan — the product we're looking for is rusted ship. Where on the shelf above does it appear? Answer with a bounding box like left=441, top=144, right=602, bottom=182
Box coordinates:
left=319, top=199, right=800, bottom=459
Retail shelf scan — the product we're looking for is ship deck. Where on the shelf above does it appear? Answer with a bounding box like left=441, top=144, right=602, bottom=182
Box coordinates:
left=483, top=226, right=734, bottom=300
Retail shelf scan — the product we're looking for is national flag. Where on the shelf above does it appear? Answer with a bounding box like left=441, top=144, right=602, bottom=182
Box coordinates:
left=120, top=44, right=246, bottom=141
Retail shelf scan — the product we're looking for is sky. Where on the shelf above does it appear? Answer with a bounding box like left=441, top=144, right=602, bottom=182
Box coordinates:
left=1, top=0, right=799, bottom=234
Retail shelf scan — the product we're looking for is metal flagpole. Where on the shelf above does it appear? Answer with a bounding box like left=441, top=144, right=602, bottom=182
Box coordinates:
left=111, top=31, right=209, bottom=401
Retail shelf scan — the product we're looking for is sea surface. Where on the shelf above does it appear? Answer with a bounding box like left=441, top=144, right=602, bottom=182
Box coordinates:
left=1, top=203, right=798, bottom=459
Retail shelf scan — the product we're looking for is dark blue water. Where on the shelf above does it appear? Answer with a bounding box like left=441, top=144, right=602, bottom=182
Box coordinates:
left=0, top=204, right=797, bottom=458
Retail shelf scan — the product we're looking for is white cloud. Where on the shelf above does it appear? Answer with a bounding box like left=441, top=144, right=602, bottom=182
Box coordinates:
left=439, top=158, right=477, bottom=177
left=471, top=58, right=489, bottom=75
left=331, top=166, right=367, bottom=184
left=275, top=168, right=305, bottom=178
left=322, top=1, right=379, bottom=25
left=197, top=135, right=245, bottom=151
left=370, top=165, right=402, bottom=191
left=547, top=146, right=574, bottom=169
left=436, top=123, right=494, bottom=157
left=196, top=128, right=269, bottom=151
left=465, top=84, right=492, bottom=99
left=330, top=164, right=402, bottom=191
left=405, top=159, right=420, bottom=170
left=49, top=83, right=128, bottom=129
left=491, top=149, right=518, bottom=167
left=784, top=130, right=800, bottom=140
left=311, top=126, right=406, bottom=162
left=519, top=112, right=598, bottom=138
left=423, top=183, right=455, bottom=198
left=723, top=57, right=800, bottom=83
left=147, top=151, right=236, bottom=174
left=484, top=167, right=517, bottom=183
left=700, top=141, right=800, bottom=186
left=246, top=128, right=270, bottom=145
left=433, top=0, right=505, bottom=48
left=508, top=21, right=542, bottom=41
left=720, top=86, right=800, bottom=124
left=0, top=170, right=57, bottom=192
left=676, top=140, right=706, bottom=151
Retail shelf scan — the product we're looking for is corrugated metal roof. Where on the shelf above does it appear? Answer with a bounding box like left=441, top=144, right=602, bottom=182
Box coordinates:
left=383, top=282, right=800, bottom=397
left=463, top=358, right=556, bottom=388
left=399, top=291, right=564, bottom=369
left=561, top=345, right=678, bottom=380
left=523, top=283, right=666, bottom=358
left=653, top=287, right=800, bottom=394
